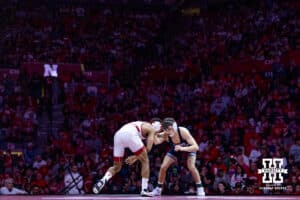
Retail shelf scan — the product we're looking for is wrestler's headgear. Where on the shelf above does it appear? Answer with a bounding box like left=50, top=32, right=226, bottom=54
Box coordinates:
left=150, top=117, right=162, bottom=132
left=162, top=118, right=178, bottom=133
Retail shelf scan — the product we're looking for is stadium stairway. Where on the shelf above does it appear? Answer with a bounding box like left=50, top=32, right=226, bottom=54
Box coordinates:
left=37, top=104, right=65, bottom=148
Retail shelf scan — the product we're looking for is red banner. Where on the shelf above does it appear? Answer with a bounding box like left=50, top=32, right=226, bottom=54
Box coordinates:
left=288, top=50, right=300, bottom=66
left=212, top=58, right=273, bottom=74
left=21, top=62, right=109, bottom=84
left=83, top=71, right=110, bottom=83
left=212, top=51, right=300, bottom=75
left=0, top=68, right=20, bottom=81
left=22, top=62, right=82, bottom=77
left=143, top=66, right=186, bottom=81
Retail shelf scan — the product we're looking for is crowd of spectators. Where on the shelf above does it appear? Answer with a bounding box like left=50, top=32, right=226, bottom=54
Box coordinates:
left=0, top=2, right=162, bottom=75
left=167, top=0, right=298, bottom=68
left=0, top=0, right=300, bottom=196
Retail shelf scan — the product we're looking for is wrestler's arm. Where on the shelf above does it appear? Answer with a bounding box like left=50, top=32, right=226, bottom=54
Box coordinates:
left=142, top=123, right=156, bottom=152
left=174, top=127, right=199, bottom=152
left=154, top=131, right=167, bottom=145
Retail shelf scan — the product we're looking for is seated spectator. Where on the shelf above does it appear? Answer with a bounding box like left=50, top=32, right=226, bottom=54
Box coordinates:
left=231, top=182, right=244, bottom=195
left=31, top=172, right=47, bottom=192
left=211, top=156, right=227, bottom=176
left=200, top=165, right=214, bottom=193
left=248, top=142, right=262, bottom=163
left=285, top=184, right=295, bottom=195
left=213, top=169, right=230, bottom=192
left=64, top=164, right=84, bottom=195
left=33, top=155, right=47, bottom=170
left=230, top=164, right=247, bottom=189
left=295, top=184, right=300, bottom=195
left=216, top=181, right=230, bottom=195
left=235, top=148, right=249, bottom=168
left=289, top=136, right=300, bottom=162
left=210, top=97, right=227, bottom=115
left=0, top=178, right=27, bottom=195
left=23, top=142, right=37, bottom=166
left=198, top=134, right=209, bottom=153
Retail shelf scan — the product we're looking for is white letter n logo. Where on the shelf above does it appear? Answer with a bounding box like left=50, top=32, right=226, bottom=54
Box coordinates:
left=44, top=64, right=58, bottom=77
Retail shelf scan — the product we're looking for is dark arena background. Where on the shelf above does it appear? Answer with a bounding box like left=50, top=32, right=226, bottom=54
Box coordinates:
left=0, top=0, right=300, bottom=199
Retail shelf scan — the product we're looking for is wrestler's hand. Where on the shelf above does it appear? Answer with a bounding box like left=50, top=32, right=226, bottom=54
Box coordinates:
left=174, top=145, right=183, bottom=152
left=125, top=155, right=138, bottom=165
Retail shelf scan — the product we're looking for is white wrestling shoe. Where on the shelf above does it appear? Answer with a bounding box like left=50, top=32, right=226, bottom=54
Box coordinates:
left=93, top=179, right=106, bottom=194
left=197, top=187, right=205, bottom=196
left=151, top=187, right=162, bottom=196
left=141, top=189, right=153, bottom=197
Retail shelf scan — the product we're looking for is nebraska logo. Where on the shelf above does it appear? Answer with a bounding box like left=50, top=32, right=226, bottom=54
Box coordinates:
left=258, top=158, right=288, bottom=184
left=44, top=64, right=58, bottom=77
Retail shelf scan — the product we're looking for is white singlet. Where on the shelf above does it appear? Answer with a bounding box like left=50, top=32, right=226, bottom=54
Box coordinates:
left=113, top=121, right=146, bottom=161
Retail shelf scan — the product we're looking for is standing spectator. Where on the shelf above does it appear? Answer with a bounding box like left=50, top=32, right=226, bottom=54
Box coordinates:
left=23, top=142, right=37, bottom=166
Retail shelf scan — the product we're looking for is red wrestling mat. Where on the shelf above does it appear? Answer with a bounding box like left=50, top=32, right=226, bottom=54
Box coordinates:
left=1, top=195, right=300, bottom=200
